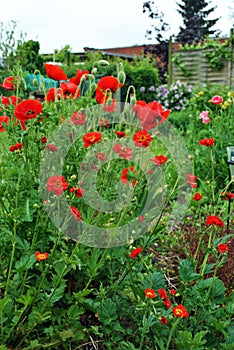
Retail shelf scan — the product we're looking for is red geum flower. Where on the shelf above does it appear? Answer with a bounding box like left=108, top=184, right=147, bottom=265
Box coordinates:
left=221, top=191, right=234, bottom=200
left=210, top=95, right=223, bottom=105
left=186, top=172, right=197, bottom=188
left=60, top=81, right=80, bottom=98
left=40, top=136, right=47, bottom=143
left=44, top=63, right=68, bottom=80
left=172, top=304, right=189, bottom=318
left=129, top=246, right=143, bottom=258
left=163, top=298, right=172, bottom=309
left=206, top=215, right=224, bottom=227
left=0, top=116, right=10, bottom=132
left=9, top=142, right=23, bottom=152
left=120, top=166, right=138, bottom=187
left=0, top=76, right=16, bottom=90
left=113, top=144, right=133, bottom=160
left=14, top=99, right=43, bottom=130
left=150, top=155, right=168, bottom=166
left=169, top=289, right=177, bottom=295
left=70, top=206, right=82, bottom=222
left=45, top=87, right=64, bottom=102
left=159, top=316, right=168, bottom=324
left=158, top=288, right=168, bottom=299
left=95, top=152, right=106, bottom=161
left=217, top=244, right=229, bottom=253
left=192, top=192, right=203, bottom=201
left=71, top=111, right=86, bottom=125
left=199, top=138, right=215, bottom=147
left=46, top=144, right=58, bottom=152
left=133, top=129, right=152, bottom=148
left=70, top=69, right=89, bottom=85
left=144, top=288, right=156, bottom=298
left=114, top=130, right=126, bottom=138
left=46, top=175, right=68, bottom=196
left=70, top=186, right=84, bottom=198
left=83, top=131, right=102, bottom=148
left=35, top=251, right=49, bottom=261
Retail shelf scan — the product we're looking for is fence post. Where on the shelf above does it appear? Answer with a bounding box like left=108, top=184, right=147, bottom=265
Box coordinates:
left=168, top=36, right=173, bottom=86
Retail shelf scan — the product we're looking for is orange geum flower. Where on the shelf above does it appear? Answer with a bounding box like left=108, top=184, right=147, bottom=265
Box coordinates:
left=145, top=288, right=156, bottom=298
left=172, top=304, right=189, bottom=318
left=35, top=251, right=49, bottom=261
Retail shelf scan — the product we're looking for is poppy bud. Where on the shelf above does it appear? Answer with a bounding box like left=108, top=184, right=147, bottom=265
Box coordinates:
left=130, top=96, right=136, bottom=106
left=97, top=59, right=109, bottom=67
left=118, top=71, right=126, bottom=85
left=33, top=78, right=38, bottom=88
left=90, top=82, right=97, bottom=92
left=91, top=67, right=97, bottom=74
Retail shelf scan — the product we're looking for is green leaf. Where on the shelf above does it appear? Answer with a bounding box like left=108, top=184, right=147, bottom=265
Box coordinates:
left=45, top=281, right=66, bottom=306
left=178, top=259, right=200, bottom=282
left=17, top=287, right=37, bottom=306
left=15, top=254, right=36, bottom=272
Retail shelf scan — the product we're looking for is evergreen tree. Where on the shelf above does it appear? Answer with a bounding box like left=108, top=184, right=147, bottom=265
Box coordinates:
left=176, top=0, right=220, bottom=45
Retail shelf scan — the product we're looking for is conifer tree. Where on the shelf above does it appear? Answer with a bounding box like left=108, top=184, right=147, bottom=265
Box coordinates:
left=176, top=0, right=220, bottom=45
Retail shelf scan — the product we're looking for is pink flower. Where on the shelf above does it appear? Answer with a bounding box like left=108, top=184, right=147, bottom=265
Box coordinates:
left=211, top=95, right=223, bottom=105
left=202, top=116, right=211, bottom=124
left=199, top=111, right=209, bottom=119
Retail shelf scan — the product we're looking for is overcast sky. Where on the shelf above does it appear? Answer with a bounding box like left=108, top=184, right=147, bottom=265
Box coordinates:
left=1, top=0, right=233, bottom=54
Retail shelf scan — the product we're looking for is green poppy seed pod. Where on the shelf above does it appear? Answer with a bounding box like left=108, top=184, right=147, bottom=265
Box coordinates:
left=118, top=71, right=126, bottom=85
left=97, top=59, right=109, bottom=67
left=33, top=78, right=38, bottom=88
left=90, top=82, right=97, bottom=92
left=130, top=96, right=136, bottom=106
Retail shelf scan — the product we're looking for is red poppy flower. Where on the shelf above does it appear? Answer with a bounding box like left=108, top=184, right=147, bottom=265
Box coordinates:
left=44, top=63, right=68, bottom=81
left=70, top=69, right=89, bottom=85
left=45, top=87, right=64, bottom=102
left=60, top=81, right=80, bottom=98
left=71, top=111, right=86, bottom=125
left=172, top=304, right=189, bottom=318
left=9, top=142, right=23, bottom=152
left=186, top=172, right=197, bottom=188
left=199, top=138, right=215, bottom=147
left=159, top=316, right=168, bottom=324
left=217, top=244, right=229, bottom=253
left=35, top=251, right=49, bottom=261
left=192, top=192, right=203, bottom=201
left=206, top=215, right=224, bottom=227
left=46, top=144, right=58, bottom=152
left=134, top=101, right=170, bottom=130
left=120, top=166, right=137, bottom=187
left=158, top=288, right=168, bottom=299
left=0, top=76, right=16, bottom=90
left=133, top=130, right=152, bottom=148
left=0, top=116, right=10, bottom=132
left=14, top=99, right=43, bottom=130
left=95, top=76, right=122, bottom=104
left=114, top=131, right=126, bottom=138
left=70, top=206, right=82, bottom=222
left=144, top=288, right=156, bottom=298
left=210, top=95, right=223, bottom=105
left=46, top=175, right=68, bottom=196
left=83, top=131, right=102, bottom=148
left=150, top=155, right=168, bottom=166
left=129, top=246, right=143, bottom=258
left=138, top=215, right=144, bottom=222
left=1, top=95, right=20, bottom=106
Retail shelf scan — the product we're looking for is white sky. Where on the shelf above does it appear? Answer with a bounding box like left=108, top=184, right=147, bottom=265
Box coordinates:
left=1, top=0, right=233, bottom=54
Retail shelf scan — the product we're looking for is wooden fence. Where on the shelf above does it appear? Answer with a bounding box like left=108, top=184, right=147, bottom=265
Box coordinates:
left=168, top=35, right=234, bottom=87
